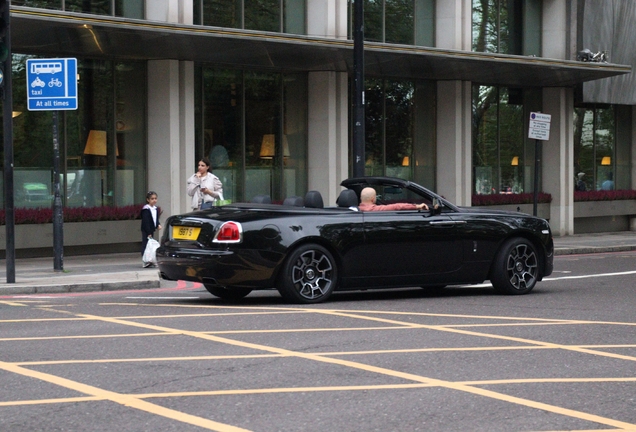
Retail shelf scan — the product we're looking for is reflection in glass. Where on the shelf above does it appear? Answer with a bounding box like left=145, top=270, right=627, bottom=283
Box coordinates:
left=574, top=107, right=615, bottom=191
left=472, top=85, right=524, bottom=194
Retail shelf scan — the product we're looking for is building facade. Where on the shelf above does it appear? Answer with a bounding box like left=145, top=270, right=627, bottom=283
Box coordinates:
left=2, top=0, right=635, bottom=253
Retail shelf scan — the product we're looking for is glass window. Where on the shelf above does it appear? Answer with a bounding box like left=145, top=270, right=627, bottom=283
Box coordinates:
left=115, top=61, right=147, bottom=206
left=473, top=85, right=529, bottom=195
left=363, top=0, right=384, bottom=43
left=199, top=69, right=244, bottom=204
left=197, top=67, right=307, bottom=203
left=574, top=107, right=616, bottom=191
left=200, top=0, right=242, bottom=28
left=385, top=0, right=414, bottom=45
left=350, top=0, right=431, bottom=46
left=11, top=0, right=62, bottom=9
left=4, top=55, right=147, bottom=210
left=472, top=0, right=538, bottom=55
left=65, top=0, right=112, bottom=15
left=116, top=0, right=144, bottom=19
left=284, top=0, right=305, bottom=35
left=245, top=0, right=280, bottom=32
left=196, top=0, right=304, bottom=34
left=363, top=78, right=434, bottom=188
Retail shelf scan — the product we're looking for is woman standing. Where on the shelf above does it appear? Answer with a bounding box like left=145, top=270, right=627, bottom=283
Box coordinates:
left=186, top=157, right=224, bottom=210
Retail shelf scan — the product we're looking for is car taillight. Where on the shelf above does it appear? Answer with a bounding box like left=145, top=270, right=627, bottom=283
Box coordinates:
left=213, top=221, right=243, bottom=243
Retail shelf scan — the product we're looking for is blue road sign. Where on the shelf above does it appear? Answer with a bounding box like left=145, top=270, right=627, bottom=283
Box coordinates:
left=27, top=58, right=78, bottom=111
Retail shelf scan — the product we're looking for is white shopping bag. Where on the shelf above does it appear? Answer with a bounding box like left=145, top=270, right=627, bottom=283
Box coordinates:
left=142, top=238, right=160, bottom=266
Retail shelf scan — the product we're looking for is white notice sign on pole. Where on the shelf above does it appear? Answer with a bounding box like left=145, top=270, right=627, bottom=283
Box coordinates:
left=528, top=112, right=551, bottom=141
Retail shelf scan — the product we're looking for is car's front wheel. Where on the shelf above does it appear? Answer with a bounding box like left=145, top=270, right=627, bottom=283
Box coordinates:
left=278, top=243, right=338, bottom=303
left=204, top=285, right=252, bottom=300
left=490, top=238, right=539, bottom=295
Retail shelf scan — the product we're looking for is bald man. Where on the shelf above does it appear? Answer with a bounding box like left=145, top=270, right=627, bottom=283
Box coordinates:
left=358, top=187, right=428, bottom=211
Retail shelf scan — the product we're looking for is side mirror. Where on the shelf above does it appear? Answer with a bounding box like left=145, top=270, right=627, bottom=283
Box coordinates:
left=431, top=198, right=442, bottom=215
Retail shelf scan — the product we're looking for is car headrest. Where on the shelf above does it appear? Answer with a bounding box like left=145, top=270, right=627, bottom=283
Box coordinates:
left=304, top=190, right=324, bottom=208
left=251, top=195, right=272, bottom=204
left=336, top=189, right=359, bottom=208
left=283, top=196, right=304, bottom=207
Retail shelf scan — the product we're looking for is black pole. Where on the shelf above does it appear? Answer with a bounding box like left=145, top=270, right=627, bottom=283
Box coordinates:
left=533, top=139, right=541, bottom=216
left=52, top=110, right=63, bottom=271
left=2, top=0, right=14, bottom=283
left=352, top=0, right=365, bottom=177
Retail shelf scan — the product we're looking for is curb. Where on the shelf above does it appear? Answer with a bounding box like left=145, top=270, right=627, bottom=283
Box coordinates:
left=0, top=279, right=161, bottom=295
left=554, top=245, right=636, bottom=256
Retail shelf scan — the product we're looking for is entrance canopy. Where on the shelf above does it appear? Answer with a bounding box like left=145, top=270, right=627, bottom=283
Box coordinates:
left=11, top=7, right=631, bottom=88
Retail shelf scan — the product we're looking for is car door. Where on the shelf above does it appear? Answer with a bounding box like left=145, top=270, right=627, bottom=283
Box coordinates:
left=359, top=209, right=462, bottom=283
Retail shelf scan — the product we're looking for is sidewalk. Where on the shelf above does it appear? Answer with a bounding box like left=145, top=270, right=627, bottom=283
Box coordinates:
left=1, top=232, right=636, bottom=296
left=0, top=253, right=161, bottom=295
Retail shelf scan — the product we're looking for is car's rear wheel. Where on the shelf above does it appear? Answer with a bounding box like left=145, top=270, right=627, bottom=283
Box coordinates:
left=204, top=285, right=252, bottom=300
left=278, top=243, right=337, bottom=303
left=490, top=238, right=539, bottom=295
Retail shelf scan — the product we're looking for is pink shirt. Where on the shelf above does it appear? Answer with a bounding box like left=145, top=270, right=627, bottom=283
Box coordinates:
left=358, top=202, right=418, bottom=211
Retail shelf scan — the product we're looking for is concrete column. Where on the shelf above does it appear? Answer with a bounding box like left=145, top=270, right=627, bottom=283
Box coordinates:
left=436, top=80, right=472, bottom=206
left=307, top=72, right=348, bottom=205
left=434, top=1, right=472, bottom=206
left=146, top=0, right=195, bottom=220
left=542, top=87, right=574, bottom=236
left=542, top=0, right=567, bottom=59
left=306, top=1, right=348, bottom=204
left=307, top=0, right=347, bottom=39
left=436, top=0, right=472, bottom=50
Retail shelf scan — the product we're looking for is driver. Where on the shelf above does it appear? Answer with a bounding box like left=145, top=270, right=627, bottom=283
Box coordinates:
left=358, top=187, right=428, bottom=211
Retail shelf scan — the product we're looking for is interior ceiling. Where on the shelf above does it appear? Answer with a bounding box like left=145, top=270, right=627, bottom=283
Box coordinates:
left=10, top=7, right=632, bottom=88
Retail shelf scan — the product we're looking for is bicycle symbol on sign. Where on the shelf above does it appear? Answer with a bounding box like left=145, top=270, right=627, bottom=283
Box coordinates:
left=48, top=78, right=63, bottom=87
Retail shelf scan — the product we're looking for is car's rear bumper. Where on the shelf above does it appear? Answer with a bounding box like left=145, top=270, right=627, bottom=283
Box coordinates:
left=156, top=247, right=282, bottom=288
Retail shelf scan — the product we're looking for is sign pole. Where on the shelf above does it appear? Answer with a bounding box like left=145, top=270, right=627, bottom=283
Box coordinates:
left=533, top=139, right=541, bottom=216
left=26, top=57, right=77, bottom=271
left=352, top=0, right=365, bottom=177
left=2, top=0, right=15, bottom=283
left=528, top=112, right=551, bottom=217
left=52, top=110, right=63, bottom=271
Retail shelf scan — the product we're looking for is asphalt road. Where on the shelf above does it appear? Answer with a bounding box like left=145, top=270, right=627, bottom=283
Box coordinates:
left=2, top=251, right=636, bottom=431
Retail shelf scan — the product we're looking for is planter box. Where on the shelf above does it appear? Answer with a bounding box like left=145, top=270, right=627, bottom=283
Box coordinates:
left=574, top=199, right=636, bottom=234
left=474, top=203, right=551, bottom=220
left=0, top=220, right=140, bottom=251
left=574, top=199, right=636, bottom=218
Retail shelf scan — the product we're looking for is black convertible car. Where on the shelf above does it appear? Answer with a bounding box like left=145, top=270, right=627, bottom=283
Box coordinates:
left=157, top=177, right=553, bottom=303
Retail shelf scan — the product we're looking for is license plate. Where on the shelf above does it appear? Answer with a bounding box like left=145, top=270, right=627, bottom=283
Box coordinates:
left=172, top=226, right=201, bottom=240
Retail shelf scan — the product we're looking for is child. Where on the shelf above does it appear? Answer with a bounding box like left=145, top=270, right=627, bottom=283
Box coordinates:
left=141, top=191, right=162, bottom=267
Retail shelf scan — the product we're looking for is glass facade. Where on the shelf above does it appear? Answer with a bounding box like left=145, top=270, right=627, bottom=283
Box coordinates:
left=472, top=1, right=543, bottom=196
left=11, top=0, right=144, bottom=17
left=574, top=106, right=631, bottom=191
left=196, top=68, right=307, bottom=203
left=350, top=0, right=435, bottom=46
left=363, top=78, right=436, bottom=190
left=472, top=0, right=541, bottom=56
left=194, top=0, right=306, bottom=34
left=2, top=56, right=147, bottom=209
left=472, top=85, right=541, bottom=195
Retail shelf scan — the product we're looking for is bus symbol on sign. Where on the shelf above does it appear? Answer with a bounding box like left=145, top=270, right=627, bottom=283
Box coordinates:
left=30, top=62, right=63, bottom=75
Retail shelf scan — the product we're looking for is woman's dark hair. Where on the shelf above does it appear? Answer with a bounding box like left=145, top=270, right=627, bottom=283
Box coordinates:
left=199, top=157, right=211, bottom=168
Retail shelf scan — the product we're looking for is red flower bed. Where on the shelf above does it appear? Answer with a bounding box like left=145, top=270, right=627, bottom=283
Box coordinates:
left=574, top=190, right=636, bottom=202
left=472, top=192, right=552, bottom=206
left=0, top=205, right=150, bottom=225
